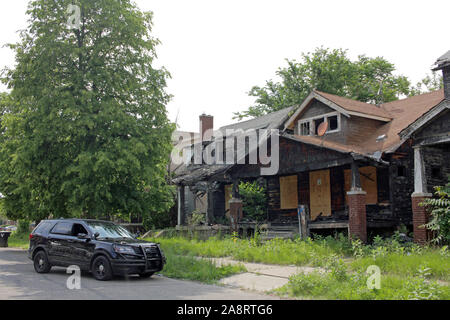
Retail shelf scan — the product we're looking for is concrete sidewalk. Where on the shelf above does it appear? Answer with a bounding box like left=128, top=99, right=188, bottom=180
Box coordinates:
left=203, top=257, right=324, bottom=293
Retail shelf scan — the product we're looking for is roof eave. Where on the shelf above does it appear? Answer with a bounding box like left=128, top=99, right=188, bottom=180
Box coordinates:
left=283, top=91, right=352, bottom=131
left=283, top=91, right=392, bottom=131
left=399, top=99, right=449, bottom=140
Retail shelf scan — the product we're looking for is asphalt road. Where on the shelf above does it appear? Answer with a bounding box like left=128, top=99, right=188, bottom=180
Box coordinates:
left=0, top=248, right=278, bottom=300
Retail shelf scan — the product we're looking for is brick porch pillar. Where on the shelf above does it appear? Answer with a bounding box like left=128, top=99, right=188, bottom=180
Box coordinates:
left=347, top=161, right=367, bottom=243
left=411, top=194, right=432, bottom=244
left=347, top=190, right=367, bottom=243
left=411, top=147, right=432, bottom=244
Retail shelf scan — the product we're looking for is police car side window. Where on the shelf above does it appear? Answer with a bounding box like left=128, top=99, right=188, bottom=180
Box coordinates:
left=50, top=222, right=74, bottom=235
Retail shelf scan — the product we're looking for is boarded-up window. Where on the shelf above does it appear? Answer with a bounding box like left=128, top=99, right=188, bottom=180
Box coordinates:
left=309, top=169, right=332, bottom=220
left=224, top=184, right=232, bottom=213
left=344, top=166, right=378, bottom=204
left=280, top=175, right=298, bottom=209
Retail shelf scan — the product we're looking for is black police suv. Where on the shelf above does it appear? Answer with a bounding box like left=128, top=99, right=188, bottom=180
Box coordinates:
left=28, top=219, right=166, bottom=281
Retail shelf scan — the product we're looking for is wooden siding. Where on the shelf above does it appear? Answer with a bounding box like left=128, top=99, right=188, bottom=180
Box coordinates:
left=229, top=136, right=354, bottom=179
left=345, top=115, right=385, bottom=146
left=299, top=100, right=335, bottom=119
left=413, top=109, right=450, bottom=142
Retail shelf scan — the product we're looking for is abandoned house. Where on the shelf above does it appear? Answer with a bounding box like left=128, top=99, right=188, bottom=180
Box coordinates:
left=173, top=51, right=450, bottom=244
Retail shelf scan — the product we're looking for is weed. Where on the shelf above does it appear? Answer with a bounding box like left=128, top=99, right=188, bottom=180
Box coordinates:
left=158, top=249, right=246, bottom=284
left=351, top=239, right=365, bottom=258
left=407, top=267, right=441, bottom=300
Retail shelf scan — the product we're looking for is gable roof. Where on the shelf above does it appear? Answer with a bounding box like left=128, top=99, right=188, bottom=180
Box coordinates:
left=284, top=89, right=445, bottom=155
left=173, top=89, right=445, bottom=184
left=284, top=90, right=392, bottom=130
left=315, top=90, right=393, bottom=120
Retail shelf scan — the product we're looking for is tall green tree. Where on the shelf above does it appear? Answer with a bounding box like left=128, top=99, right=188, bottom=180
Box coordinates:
left=411, top=72, right=444, bottom=95
left=0, top=0, right=175, bottom=222
left=234, top=48, right=412, bottom=120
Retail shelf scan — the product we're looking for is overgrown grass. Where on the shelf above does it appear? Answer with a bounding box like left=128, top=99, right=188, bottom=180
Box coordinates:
left=146, top=234, right=351, bottom=267
left=277, top=270, right=450, bottom=300
left=160, top=253, right=246, bottom=284
left=148, top=233, right=450, bottom=299
left=148, top=234, right=450, bottom=279
left=350, top=251, right=450, bottom=281
left=348, top=238, right=450, bottom=281
left=158, top=245, right=246, bottom=284
left=276, top=247, right=450, bottom=299
left=5, top=232, right=29, bottom=250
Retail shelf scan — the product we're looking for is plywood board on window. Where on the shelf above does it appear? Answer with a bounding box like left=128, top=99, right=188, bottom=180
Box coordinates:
left=344, top=166, right=378, bottom=204
left=224, top=184, right=232, bottom=213
left=280, top=175, right=298, bottom=209
left=309, top=169, right=331, bottom=220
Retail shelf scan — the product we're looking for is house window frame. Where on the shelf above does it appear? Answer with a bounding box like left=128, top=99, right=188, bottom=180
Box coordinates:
left=299, top=121, right=311, bottom=136
left=297, top=112, right=341, bottom=136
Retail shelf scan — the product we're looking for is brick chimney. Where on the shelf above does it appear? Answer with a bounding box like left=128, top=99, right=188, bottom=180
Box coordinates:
left=432, top=50, right=450, bottom=100
left=199, top=113, right=214, bottom=142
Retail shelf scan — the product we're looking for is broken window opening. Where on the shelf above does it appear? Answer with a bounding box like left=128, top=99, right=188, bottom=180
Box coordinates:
left=328, top=115, right=338, bottom=131
left=431, top=166, right=441, bottom=179
left=299, top=121, right=311, bottom=136
left=296, top=112, right=340, bottom=136
left=397, top=165, right=406, bottom=177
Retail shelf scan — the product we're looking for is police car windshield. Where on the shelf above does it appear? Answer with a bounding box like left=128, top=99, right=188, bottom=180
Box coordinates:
left=86, top=221, right=133, bottom=239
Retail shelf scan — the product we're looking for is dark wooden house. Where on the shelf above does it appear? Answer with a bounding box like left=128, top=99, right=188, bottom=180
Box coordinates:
left=174, top=51, right=450, bottom=243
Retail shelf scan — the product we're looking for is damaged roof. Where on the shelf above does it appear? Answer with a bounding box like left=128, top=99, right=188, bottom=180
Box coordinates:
left=172, top=163, right=233, bottom=185
left=219, top=106, right=295, bottom=132
left=173, top=88, right=445, bottom=184
left=173, top=107, right=294, bottom=185
left=368, top=89, right=445, bottom=153
left=432, top=50, right=450, bottom=70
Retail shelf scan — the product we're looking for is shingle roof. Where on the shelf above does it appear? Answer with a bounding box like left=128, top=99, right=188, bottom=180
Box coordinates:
left=219, top=106, right=295, bottom=132
left=314, top=90, right=393, bottom=120
left=173, top=89, right=445, bottom=184
left=368, top=89, right=445, bottom=153
left=283, top=133, right=357, bottom=154
left=286, top=90, right=445, bottom=156
left=173, top=108, right=296, bottom=184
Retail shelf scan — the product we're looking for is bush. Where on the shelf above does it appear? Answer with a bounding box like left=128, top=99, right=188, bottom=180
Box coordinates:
left=143, top=210, right=174, bottom=230
left=422, top=178, right=450, bottom=244
left=238, top=181, right=267, bottom=222
left=186, top=210, right=206, bottom=226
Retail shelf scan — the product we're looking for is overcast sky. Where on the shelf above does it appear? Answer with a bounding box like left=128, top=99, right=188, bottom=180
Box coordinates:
left=1, top=0, right=448, bottom=132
